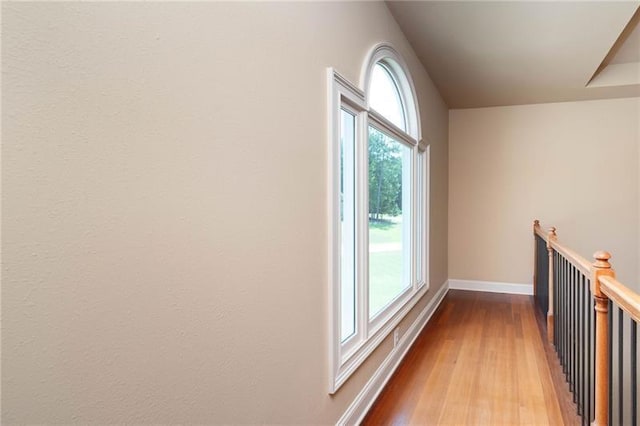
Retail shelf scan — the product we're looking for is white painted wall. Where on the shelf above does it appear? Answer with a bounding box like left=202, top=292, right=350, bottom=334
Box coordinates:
left=1, top=2, right=449, bottom=423
left=449, top=98, right=640, bottom=289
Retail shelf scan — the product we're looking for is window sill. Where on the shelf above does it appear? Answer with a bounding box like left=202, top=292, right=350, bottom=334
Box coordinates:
left=330, top=282, right=429, bottom=394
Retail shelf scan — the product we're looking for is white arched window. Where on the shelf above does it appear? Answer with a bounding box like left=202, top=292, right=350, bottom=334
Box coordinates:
left=328, top=44, right=429, bottom=393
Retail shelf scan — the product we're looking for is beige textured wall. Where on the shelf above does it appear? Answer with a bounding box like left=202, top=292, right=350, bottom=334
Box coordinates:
left=449, top=98, right=640, bottom=288
left=1, top=2, right=449, bottom=423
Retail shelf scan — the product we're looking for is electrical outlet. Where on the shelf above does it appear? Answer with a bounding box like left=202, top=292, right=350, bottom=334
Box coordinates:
left=393, top=328, right=399, bottom=347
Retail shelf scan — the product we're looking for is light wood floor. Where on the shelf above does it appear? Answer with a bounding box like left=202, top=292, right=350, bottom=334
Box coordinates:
left=362, top=290, right=579, bottom=425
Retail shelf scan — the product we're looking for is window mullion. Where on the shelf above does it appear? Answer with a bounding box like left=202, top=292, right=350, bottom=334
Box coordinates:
left=411, top=146, right=422, bottom=290
left=368, top=109, right=417, bottom=147
left=401, top=143, right=412, bottom=291
left=424, top=147, right=430, bottom=287
left=358, top=111, right=369, bottom=340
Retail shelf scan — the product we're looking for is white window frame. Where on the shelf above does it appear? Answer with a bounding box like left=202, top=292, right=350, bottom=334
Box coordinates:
left=328, top=43, right=430, bottom=394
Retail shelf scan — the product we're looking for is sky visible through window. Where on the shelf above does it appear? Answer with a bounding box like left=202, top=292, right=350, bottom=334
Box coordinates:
left=370, top=63, right=406, bottom=131
left=340, top=109, right=356, bottom=342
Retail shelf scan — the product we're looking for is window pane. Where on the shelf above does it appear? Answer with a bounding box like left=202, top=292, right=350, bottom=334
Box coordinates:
left=370, top=63, right=406, bottom=131
left=368, top=126, right=411, bottom=318
left=340, top=109, right=356, bottom=342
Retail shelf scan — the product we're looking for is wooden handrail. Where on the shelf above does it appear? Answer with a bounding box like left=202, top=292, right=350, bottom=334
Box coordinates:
left=532, top=220, right=592, bottom=277
left=548, top=239, right=592, bottom=277
left=599, top=275, right=640, bottom=323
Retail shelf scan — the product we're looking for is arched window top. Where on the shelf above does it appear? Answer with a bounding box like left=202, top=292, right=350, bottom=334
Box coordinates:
left=361, top=44, right=421, bottom=140
left=370, top=63, right=406, bottom=130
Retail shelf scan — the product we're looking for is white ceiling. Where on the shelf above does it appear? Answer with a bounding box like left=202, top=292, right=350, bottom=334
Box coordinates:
left=386, top=1, right=640, bottom=109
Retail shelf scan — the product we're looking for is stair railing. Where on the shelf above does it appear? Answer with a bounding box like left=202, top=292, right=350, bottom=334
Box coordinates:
left=532, top=220, right=639, bottom=426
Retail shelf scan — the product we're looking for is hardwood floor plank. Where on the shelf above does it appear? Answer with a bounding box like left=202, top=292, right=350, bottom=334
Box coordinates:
left=362, top=290, right=578, bottom=425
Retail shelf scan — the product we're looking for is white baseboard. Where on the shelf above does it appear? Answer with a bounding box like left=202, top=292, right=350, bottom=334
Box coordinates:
left=336, top=281, right=449, bottom=426
left=448, top=279, right=533, bottom=295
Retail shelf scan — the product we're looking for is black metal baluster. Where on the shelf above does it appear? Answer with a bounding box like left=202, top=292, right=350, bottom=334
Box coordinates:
left=579, top=272, right=584, bottom=417
left=619, top=308, right=623, bottom=426
left=561, top=256, right=565, bottom=372
left=561, top=256, right=565, bottom=371
left=553, top=250, right=560, bottom=353
left=632, top=319, right=637, bottom=426
left=583, top=273, right=588, bottom=418
left=543, top=237, right=549, bottom=316
left=553, top=251, right=557, bottom=348
left=569, top=264, right=572, bottom=394
left=565, top=257, right=569, bottom=379
left=569, top=263, right=573, bottom=390
left=562, top=258, right=569, bottom=374
left=608, top=300, right=613, bottom=426
left=533, top=237, right=537, bottom=305
left=573, top=265, right=577, bottom=399
left=553, top=250, right=556, bottom=346
left=587, top=280, right=595, bottom=424
left=573, top=267, right=579, bottom=394
left=576, top=271, right=579, bottom=401
left=582, top=276, right=590, bottom=424
left=582, top=276, right=591, bottom=425
left=592, top=288, right=596, bottom=423
left=580, top=274, right=587, bottom=424
left=567, top=258, right=571, bottom=379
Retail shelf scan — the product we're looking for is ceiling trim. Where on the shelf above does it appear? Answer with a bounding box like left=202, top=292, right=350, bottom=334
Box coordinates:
left=587, top=5, right=640, bottom=86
